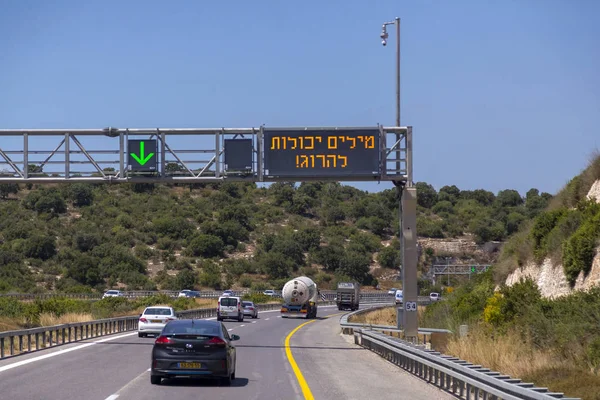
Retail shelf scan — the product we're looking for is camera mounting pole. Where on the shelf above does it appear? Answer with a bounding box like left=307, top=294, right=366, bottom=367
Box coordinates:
left=382, top=17, right=418, bottom=343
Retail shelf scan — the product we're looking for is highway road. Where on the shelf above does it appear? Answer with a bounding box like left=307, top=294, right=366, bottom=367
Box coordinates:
left=0, top=304, right=453, bottom=400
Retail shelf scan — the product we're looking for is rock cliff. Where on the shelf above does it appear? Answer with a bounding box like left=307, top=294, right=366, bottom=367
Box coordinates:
left=505, top=180, right=600, bottom=298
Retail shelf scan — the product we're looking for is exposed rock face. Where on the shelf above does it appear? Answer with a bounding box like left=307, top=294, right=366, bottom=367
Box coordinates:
left=505, top=180, right=600, bottom=298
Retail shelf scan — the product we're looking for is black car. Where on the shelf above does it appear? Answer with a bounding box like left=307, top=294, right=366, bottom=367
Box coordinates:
left=150, top=319, right=240, bottom=385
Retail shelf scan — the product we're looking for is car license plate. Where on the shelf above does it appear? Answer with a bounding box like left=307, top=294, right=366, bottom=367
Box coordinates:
left=151, top=319, right=161, bottom=323
left=178, top=362, right=201, bottom=369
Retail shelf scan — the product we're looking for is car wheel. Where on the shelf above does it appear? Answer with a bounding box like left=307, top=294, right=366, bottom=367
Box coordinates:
left=150, top=375, right=162, bottom=385
left=138, top=332, right=144, bottom=338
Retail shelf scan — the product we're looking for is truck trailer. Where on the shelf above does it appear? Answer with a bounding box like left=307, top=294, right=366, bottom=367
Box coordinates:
left=280, top=276, right=318, bottom=319
left=336, top=281, right=360, bottom=311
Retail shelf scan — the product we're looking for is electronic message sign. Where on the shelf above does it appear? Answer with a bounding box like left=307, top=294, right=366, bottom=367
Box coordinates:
left=128, top=139, right=157, bottom=172
left=263, top=128, right=380, bottom=178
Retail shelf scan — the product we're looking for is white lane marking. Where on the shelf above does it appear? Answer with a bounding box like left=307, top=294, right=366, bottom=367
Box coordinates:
left=228, top=329, right=233, bottom=331
left=104, top=395, right=119, bottom=400
left=251, top=321, right=257, bottom=324
left=147, top=368, right=150, bottom=371
left=265, top=318, right=270, bottom=321
left=240, top=324, right=245, bottom=327
left=0, top=332, right=137, bottom=373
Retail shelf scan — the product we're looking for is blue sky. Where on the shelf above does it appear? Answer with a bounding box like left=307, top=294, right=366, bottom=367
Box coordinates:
left=1, top=0, right=598, bottom=196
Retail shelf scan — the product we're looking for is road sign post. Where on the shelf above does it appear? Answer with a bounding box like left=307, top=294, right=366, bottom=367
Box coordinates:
left=401, top=186, right=418, bottom=342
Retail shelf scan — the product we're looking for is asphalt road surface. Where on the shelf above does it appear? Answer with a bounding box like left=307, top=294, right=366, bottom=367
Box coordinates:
left=0, top=304, right=453, bottom=400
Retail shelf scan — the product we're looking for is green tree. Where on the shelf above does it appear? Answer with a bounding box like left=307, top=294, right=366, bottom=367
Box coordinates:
left=415, top=182, right=437, bottom=208
left=0, top=184, right=18, bottom=199
left=377, top=241, right=400, bottom=269
left=185, top=234, right=225, bottom=258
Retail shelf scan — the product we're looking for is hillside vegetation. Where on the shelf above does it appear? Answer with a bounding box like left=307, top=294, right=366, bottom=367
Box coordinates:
left=422, top=154, right=600, bottom=400
left=0, top=179, right=550, bottom=295
left=495, top=154, right=600, bottom=285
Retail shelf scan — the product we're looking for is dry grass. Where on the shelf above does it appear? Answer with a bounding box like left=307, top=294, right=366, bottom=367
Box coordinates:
left=0, top=317, right=22, bottom=332
left=445, top=325, right=600, bottom=400
left=348, top=305, right=426, bottom=326
left=39, top=312, right=95, bottom=327
left=446, top=325, right=561, bottom=380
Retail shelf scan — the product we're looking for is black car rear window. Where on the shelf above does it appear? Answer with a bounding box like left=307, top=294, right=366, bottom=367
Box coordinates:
left=242, top=302, right=252, bottom=307
left=144, top=308, right=172, bottom=315
left=220, top=298, right=238, bottom=306
left=163, top=324, right=221, bottom=336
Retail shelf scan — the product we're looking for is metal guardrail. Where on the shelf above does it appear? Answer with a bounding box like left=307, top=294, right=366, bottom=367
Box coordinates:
left=353, top=329, right=580, bottom=400
left=338, top=307, right=579, bottom=400
left=0, top=290, right=393, bottom=301
left=0, top=300, right=335, bottom=360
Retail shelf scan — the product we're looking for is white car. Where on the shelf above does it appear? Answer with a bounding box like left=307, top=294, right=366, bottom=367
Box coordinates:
left=394, top=290, right=403, bottom=305
left=138, top=306, right=177, bottom=337
left=429, top=292, right=441, bottom=302
left=388, top=288, right=398, bottom=296
left=102, top=290, right=124, bottom=299
left=217, top=296, right=244, bottom=322
left=263, top=290, right=276, bottom=297
left=178, top=290, right=191, bottom=298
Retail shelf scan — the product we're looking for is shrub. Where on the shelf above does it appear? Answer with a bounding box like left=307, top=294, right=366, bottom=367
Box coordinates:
left=530, top=209, right=567, bottom=261
left=184, top=234, right=225, bottom=258
left=562, top=209, right=600, bottom=285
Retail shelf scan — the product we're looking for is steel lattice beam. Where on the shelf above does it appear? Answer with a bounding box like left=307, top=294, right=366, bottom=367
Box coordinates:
left=0, top=125, right=412, bottom=183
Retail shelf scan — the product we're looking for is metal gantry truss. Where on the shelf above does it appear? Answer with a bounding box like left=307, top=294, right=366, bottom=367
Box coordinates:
left=432, top=264, right=491, bottom=276
left=0, top=125, right=412, bottom=183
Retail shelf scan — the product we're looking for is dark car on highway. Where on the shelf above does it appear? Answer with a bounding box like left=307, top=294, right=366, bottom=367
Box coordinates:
left=150, top=319, right=240, bottom=385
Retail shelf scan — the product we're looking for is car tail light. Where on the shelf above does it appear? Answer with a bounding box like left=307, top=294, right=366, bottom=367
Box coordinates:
left=139, top=317, right=148, bottom=323
left=207, top=337, right=226, bottom=347
left=166, top=318, right=175, bottom=321
left=249, top=307, right=254, bottom=310
left=155, top=336, right=174, bottom=345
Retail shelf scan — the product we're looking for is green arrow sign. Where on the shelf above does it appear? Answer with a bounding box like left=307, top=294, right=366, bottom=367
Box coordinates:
left=127, top=139, right=157, bottom=171
left=130, top=141, right=155, bottom=165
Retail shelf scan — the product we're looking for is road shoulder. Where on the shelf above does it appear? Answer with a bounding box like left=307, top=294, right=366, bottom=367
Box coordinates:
left=290, top=313, right=455, bottom=400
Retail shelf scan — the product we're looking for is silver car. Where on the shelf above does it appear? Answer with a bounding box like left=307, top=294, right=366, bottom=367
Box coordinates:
left=242, top=301, right=258, bottom=319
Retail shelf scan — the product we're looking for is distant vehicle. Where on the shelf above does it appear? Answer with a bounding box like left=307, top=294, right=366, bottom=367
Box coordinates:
left=242, top=301, right=258, bottom=319
left=222, top=290, right=234, bottom=297
left=102, top=290, right=123, bottom=299
left=388, top=288, right=398, bottom=296
left=138, top=306, right=177, bottom=337
left=263, top=290, right=276, bottom=297
left=280, top=276, right=318, bottom=319
left=429, top=292, right=441, bottom=302
left=183, top=290, right=201, bottom=298
left=177, top=290, right=191, bottom=297
left=336, top=281, right=360, bottom=311
left=150, top=319, right=239, bottom=385
left=217, top=296, right=244, bottom=322
left=394, top=290, right=403, bottom=305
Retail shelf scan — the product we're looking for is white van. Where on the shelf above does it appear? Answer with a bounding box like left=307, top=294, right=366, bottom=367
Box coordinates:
left=217, top=296, right=244, bottom=322
left=394, top=290, right=403, bottom=305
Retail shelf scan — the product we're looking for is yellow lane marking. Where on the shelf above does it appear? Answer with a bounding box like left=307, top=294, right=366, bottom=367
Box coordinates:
left=285, top=320, right=317, bottom=400
left=284, top=311, right=347, bottom=400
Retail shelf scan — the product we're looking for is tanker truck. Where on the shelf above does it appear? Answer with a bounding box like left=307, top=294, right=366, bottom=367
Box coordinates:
left=280, top=276, right=318, bottom=319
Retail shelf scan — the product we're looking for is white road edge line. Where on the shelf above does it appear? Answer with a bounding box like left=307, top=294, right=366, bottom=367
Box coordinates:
left=104, top=395, right=119, bottom=400
left=0, top=332, right=137, bottom=373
